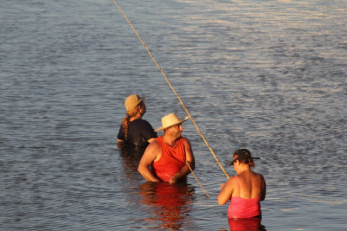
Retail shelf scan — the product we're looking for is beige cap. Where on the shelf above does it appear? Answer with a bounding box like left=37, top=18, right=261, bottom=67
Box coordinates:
left=125, top=94, right=145, bottom=111
left=155, top=113, right=189, bottom=132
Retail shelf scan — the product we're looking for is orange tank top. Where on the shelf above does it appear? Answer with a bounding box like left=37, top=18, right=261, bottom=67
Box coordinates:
left=152, top=136, right=186, bottom=182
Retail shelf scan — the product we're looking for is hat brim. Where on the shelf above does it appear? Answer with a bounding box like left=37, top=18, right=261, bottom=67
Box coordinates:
left=138, top=97, right=145, bottom=104
left=155, top=116, right=189, bottom=132
left=126, top=97, right=145, bottom=111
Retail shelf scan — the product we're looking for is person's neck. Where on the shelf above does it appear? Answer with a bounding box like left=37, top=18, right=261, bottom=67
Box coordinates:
left=129, top=113, right=142, bottom=122
left=162, top=133, right=180, bottom=147
left=237, top=165, right=251, bottom=174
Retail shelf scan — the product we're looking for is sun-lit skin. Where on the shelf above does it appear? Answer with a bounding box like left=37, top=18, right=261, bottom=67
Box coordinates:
left=218, top=159, right=266, bottom=205
left=138, top=122, right=195, bottom=184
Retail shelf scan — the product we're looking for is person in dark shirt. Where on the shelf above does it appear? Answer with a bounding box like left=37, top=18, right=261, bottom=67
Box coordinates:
left=117, top=94, right=157, bottom=147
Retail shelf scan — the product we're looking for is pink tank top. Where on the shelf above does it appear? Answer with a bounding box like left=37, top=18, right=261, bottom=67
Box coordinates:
left=228, top=176, right=261, bottom=218
left=152, top=137, right=186, bottom=182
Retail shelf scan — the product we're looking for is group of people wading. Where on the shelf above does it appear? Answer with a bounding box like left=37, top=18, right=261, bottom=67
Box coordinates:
left=117, top=94, right=266, bottom=220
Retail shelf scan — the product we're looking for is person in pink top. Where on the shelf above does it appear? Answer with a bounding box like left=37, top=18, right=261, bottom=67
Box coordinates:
left=218, top=149, right=266, bottom=219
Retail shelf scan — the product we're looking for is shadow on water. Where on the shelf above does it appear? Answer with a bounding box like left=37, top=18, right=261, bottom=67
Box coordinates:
left=139, top=181, right=195, bottom=230
left=118, top=144, right=147, bottom=182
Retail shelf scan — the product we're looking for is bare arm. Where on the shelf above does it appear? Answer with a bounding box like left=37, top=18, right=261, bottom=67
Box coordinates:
left=138, top=140, right=161, bottom=182
left=217, top=176, right=235, bottom=205
left=168, top=138, right=195, bottom=184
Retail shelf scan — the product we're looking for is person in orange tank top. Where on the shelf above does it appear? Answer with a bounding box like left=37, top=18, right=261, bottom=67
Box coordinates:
left=138, top=113, right=195, bottom=184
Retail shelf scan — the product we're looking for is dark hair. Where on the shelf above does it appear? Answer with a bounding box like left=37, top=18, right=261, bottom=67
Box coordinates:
left=245, top=158, right=255, bottom=169
left=234, top=149, right=255, bottom=169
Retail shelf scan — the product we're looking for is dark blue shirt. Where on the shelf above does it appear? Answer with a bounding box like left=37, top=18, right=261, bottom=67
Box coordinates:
left=117, top=119, right=157, bottom=147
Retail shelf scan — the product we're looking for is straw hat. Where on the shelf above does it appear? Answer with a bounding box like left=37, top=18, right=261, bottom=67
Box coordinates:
left=155, top=113, right=189, bottom=132
left=124, top=94, right=145, bottom=111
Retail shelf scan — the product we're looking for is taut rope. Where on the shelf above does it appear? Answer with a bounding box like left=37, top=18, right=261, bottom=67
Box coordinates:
left=186, top=162, right=210, bottom=198
left=112, top=0, right=230, bottom=180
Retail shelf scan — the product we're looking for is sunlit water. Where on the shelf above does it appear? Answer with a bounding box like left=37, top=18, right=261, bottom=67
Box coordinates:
left=1, top=0, right=346, bottom=230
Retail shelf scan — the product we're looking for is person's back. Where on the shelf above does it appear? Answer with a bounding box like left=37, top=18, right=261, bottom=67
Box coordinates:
left=232, top=171, right=263, bottom=199
left=117, top=94, right=157, bottom=147
left=118, top=118, right=156, bottom=147
left=228, top=172, right=264, bottom=218
left=218, top=149, right=266, bottom=219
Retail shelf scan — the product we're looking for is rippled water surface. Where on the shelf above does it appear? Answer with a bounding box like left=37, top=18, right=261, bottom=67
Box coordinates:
left=1, top=0, right=346, bottom=230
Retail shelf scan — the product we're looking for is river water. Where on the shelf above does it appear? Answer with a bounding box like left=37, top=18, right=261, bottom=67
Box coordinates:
left=1, top=0, right=346, bottom=230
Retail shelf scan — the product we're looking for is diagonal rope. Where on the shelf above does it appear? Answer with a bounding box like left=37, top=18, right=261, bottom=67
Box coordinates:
left=186, top=162, right=210, bottom=198
left=112, top=0, right=229, bottom=180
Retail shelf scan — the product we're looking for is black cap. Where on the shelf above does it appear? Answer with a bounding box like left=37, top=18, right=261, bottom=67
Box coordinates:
left=228, top=149, right=260, bottom=166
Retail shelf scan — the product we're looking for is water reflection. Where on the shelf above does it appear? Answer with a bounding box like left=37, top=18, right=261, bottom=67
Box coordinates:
left=139, top=181, right=195, bottom=230
left=227, top=218, right=266, bottom=231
